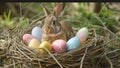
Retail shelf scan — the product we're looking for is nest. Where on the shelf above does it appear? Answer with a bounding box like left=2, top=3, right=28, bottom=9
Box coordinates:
left=0, top=24, right=120, bottom=68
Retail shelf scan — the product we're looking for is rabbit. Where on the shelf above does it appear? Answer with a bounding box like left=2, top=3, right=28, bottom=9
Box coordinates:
left=60, top=21, right=74, bottom=40
left=41, top=3, right=74, bottom=44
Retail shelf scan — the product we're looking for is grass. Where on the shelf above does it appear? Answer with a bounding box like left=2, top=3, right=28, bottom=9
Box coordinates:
left=0, top=11, right=15, bottom=28
left=0, top=3, right=120, bottom=45
left=0, top=3, right=120, bottom=68
left=0, top=3, right=119, bottom=37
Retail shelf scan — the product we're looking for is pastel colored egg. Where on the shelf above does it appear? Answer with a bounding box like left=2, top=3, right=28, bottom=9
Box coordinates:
left=51, top=39, right=67, bottom=52
left=28, top=39, right=40, bottom=49
left=76, top=27, right=89, bottom=43
left=22, top=34, right=33, bottom=45
left=67, top=37, right=80, bottom=51
left=31, top=26, right=42, bottom=41
left=39, top=41, right=52, bottom=54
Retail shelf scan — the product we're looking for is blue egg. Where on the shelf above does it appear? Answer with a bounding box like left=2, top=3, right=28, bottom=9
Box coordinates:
left=31, top=26, right=42, bottom=41
left=67, top=37, right=80, bottom=51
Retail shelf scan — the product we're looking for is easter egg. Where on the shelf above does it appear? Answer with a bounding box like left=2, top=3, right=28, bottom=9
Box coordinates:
left=28, top=39, right=40, bottom=49
left=67, top=37, right=80, bottom=51
left=51, top=39, right=67, bottom=52
left=39, top=41, right=52, bottom=54
left=76, top=27, right=89, bottom=43
left=31, top=26, right=42, bottom=41
left=22, top=34, right=33, bottom=45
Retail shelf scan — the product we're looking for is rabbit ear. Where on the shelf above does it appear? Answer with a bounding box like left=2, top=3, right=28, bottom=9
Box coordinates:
left=41, top=3, right=51, bottom=16
left=54, top=3, right=65, bottom=17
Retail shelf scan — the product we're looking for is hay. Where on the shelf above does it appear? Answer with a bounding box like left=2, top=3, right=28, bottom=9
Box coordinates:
left=0, top=24, right=120, bottom=68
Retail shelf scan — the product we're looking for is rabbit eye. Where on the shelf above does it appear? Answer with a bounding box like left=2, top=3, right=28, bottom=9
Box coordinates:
left=53, top=20, right=56, bottom=25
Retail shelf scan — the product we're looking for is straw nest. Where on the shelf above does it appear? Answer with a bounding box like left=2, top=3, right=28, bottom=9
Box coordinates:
left=0, top=23, right=120, bottom=68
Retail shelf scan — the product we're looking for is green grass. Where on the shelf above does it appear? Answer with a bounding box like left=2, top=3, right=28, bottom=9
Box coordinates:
left=0, top=11, right=15, bottom=28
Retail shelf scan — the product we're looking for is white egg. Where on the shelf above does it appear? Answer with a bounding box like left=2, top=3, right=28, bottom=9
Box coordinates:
left=31, top=26, right=42, bottom=41
left=76, top=27, right=89, bottom=43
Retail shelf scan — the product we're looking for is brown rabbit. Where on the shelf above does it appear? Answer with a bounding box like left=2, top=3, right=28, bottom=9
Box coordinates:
left=41, top=3, right=74, bottom=43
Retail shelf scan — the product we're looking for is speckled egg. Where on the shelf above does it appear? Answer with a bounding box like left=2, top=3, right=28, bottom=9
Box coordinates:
left=39, top=41, right=52, bottom=54
left=76, top=27, right=89, bottom=43
left=67, top=37, right=80, bottom=51
left=28, top=39, right=40, bottom=49
left=22, top=34, right=33, bottom=45
left=51, top=39, right=67, bottom=52
left=31, top=26, right=42, bottom=41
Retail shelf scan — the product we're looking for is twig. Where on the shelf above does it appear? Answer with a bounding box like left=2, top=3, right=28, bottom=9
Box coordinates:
left=93, top=29, right=97, bottom=46
left=104, top=3, right=120, bottom=12
left=30, top=15, right=46, bottom=26
left=14, top=3, right=40, bottom=17
left=107, top=49, right=120, bottom=55
left=105, top=54, right=113, bottom=68
left=95, top=54, right=105, bottom=68
left=80, top=48, right=88, bottom=68
left=3, top=62, right=22, bottom=68
left=43, top=47, right=63, bottom=68
left=38, top=61, right=42, bottom=68
left=19, top=3, right=22, bottom=17
left=15, top=44, right=32, bottom=61
left=11, top=51, right=16, bottom=68
left=94, top=16, right=120, bottom=40
left=97, top=3, right=106, bottom=16
left=21, top=45, right=37, bottom=56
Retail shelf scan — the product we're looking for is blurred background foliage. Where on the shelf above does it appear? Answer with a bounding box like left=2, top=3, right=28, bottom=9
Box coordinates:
left=0, top=3, right=120, bottom=68
left=0, top=2, right=120, bottom=35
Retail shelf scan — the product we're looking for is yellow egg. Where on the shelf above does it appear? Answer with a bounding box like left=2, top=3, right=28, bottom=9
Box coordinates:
left=39, top=41, right=52, bottom=54
left=28, top=39, right=40, bottom=50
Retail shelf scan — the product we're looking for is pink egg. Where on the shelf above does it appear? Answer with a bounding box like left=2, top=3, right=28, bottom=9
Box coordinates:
left=51, top=39, right=67, bottom=52
left=22, top=34, right=33, bottom=45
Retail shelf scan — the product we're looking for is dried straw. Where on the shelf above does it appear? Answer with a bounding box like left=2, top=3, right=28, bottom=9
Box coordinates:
left=0, top=24, right=120, bottom=68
